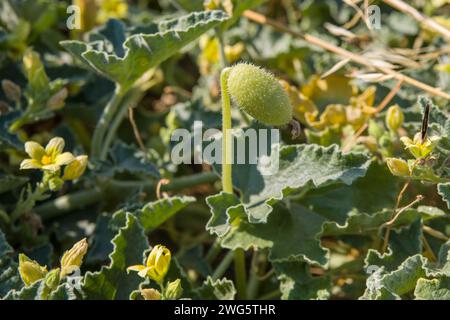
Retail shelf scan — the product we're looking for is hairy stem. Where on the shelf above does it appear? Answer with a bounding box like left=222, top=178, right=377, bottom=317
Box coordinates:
left=220, top=68, right=233, bottom=194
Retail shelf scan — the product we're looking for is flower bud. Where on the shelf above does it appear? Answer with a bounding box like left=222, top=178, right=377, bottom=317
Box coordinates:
left=47, top=88, right=68, bottom=110
left=146, top=245, right=171, bottom=284
left=386, top=157, right=410, bottom=177
left=44, top=268, right=61, bottom=290
left=1, top=79, right=21, bottom=103
left=63, top=155, right=88, bottom=180
left=48, top=176, right=64, bottom=191
left=140, top=288, right=161, bottom=300
left=165, top=279, right=183, bottom=300
left=368, top=120, right=384, bottom=140
left=385, top=105, right=404, bottom=131
left=226, top=63, right=292, bottom=126
left=18, top=254, right=48, bottom=286
left=60, top=238, right=88, bottom=277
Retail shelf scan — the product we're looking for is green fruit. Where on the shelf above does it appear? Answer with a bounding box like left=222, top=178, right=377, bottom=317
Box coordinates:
left=226, top=63, right=292, bottom=126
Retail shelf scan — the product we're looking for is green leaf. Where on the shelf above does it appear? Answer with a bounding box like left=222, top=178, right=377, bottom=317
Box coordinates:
left=196, top=276, right=236, bottom=300
left=3, top=280, right=42, bottom=300
left=437, top=182, right=450, bottom=209
left=414, top=278, right=450, bottom=300
left=365, top=219, right=423, bottom=272
left=81, top=212, right=148, bottom=299
left=61, top=11, right=229, bottom=89
left=221, top=203, right=329, bottom=266
left=135, top=196, right=196, bottom=233
left=274, top=260, right=330, bottom=300
left=361, top=254, right=428, bottom=300
left=302, top=162, right=399, bottom=225
left=0, top=111, right=22, bottom=150
left=0, top=173, right=27, bottom=194
left=97, top=142, right=160, bottom=179
left=214, top=143, right=371, bottom=224
left=321, top=209, right=421, bottom=237
left=0, top=230, right=22, bottom=298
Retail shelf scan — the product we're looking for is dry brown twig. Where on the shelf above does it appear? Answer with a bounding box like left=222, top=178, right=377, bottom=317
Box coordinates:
left=383, top=0, right=450, bottom=41
left=242, top=10, right=450, bottom=100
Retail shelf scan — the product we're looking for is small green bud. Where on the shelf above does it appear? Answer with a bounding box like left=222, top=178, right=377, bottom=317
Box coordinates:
left=44, top=268, right=61, bottom=290
left=60, top=238, right=88, bottom=277
left=368, top=120, right=384, bottom=140
left=226, top=63, right=292, bottom=126
left=140, top=288, right=161, bottom=300
left=18, top=254, right=48, bottom=286
left=386, top=157, right=410, bottom=177
left=385, top=105, right=404, bottom=131
left=1, top=79, right=21, bottom=103
left=48, top=176, right=64, bottom=191
left=165, top=279, right=183, bottom=300
left=47, top=88, right=68, bottom=110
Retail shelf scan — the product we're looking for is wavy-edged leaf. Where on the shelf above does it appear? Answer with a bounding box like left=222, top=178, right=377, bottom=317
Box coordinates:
left=213, top=143, right=371, bottom=224
left=196, top=276, right=236, bottom=300
left=135, top=196, right=196, bottom=232
left=274, top=260, right=330, bottom=300
left=0, top=230, right=22, bottom=298
left=414, top=278, right=450, bottom=300
left=221, top=203, right=329, bottom=266
left=81, top=212, right=148, bottom=299
left=61, top=11, right=229, bottom=89
left=437, top=182, right=450, bottom=209
left=96, top=142, right=160, bottom=179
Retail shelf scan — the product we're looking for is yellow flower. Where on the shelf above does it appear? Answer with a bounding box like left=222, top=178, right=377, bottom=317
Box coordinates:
left=127, top=245, right=171, bottom=284
left=20, top=137, right=74, bottom=172
left=18, top=254, right=48, bottom=286
left=63, top=155, right=88, bottom=180
left=96, top=0, right=128, bottom=24
left=60, top=238, right=88, bottom=277
left=400, top=133, right=440, bottom=159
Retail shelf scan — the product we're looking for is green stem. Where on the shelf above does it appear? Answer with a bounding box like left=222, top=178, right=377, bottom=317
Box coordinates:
left=36, top=188, right=103, bottom=221
left=212, top=250, right=235, bottom=280
left=247, top=265, right=260, bottom=299
left=91, top=85, right=126, bottom=159
left=220, top=68, right=233, bottom=194
left=234, top=248, right=247, bottom=300
left=220, top=68, right=248, bottom=299
left=33, top=172, right=219, bottom=220
left=99, top=87, right=145, bottom=160
left=205, top=239, right=222, bottom=264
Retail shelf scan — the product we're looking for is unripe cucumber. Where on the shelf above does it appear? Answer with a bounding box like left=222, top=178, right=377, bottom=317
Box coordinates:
left=226, top=63, right=292, bottom=126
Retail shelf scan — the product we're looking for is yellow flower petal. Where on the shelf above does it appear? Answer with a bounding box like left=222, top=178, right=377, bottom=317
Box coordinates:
left=42, top=164, right=61, bottom=172
left=127, top=265, right=146, bottom=273
left=45, top=137, right=65, bottom=157
left=20, top=159, right=42, bottom=170
left=138, top=267, right=150, bottom=278
left=24, top=141, right=45, bottom=160
left=55, top=152, right=75, bottom=166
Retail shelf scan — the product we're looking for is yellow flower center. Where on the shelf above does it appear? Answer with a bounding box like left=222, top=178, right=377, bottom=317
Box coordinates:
left=41, top=155, right=53, bottom=165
